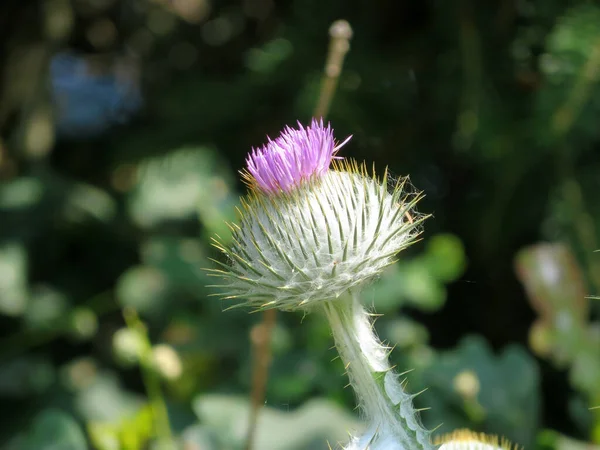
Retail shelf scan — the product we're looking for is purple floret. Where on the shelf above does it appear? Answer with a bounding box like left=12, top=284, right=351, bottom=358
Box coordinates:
left=245, top=119, right=351, bottom=194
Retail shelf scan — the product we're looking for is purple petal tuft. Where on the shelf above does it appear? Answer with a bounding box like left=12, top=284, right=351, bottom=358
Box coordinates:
left=244, top=119, right=351, bottom=194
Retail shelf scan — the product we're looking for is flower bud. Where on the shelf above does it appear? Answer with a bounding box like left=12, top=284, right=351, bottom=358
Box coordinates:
left=209, top=120, right=425, bottom=312
left=151, top=344, right=183, bottom=380
left=112, top=327, right=144, bottom=367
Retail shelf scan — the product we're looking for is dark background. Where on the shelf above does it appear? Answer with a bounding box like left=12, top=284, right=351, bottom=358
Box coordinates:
left=1, top=0, right=599, bottom=449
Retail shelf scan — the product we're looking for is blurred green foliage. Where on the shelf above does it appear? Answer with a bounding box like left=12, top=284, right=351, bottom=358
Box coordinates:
left=1, top=0, right=600, bottom=449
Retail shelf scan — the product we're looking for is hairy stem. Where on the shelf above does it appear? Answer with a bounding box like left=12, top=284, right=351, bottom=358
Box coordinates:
left=323, top=292, right=433, bottom=450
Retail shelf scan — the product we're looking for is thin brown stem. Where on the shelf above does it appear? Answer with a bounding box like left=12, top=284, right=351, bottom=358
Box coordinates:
left=244, top=19, right=353, bottom=450
left=552, top=37, right=600, bottom=139
left=245, top=308, right=277, bottom=450
left=313, top=20, right=353, bottom=120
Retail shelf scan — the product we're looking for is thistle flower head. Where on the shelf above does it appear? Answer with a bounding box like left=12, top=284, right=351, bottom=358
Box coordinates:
left=209, top=121, right=426, bottom=311
left=242, top=118, right=350, bottom=194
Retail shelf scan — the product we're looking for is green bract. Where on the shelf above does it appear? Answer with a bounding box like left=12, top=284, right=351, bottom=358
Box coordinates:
left=208, top=160, right=426, bottom=312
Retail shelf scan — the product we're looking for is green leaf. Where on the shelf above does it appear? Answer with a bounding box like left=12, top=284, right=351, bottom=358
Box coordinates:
left=63, top=183, right=117, bottom=223
left=383, top=317, right=429, bottom=349
left=515, top=242, right=590, bottom=365
left=0, top=241, right=28, bottom=316
left=140, top=236, right=209, bottom=292
left=402, top=261, right=447, bottom=311
left=515, top=242, right=588, bottom=327
left=536, top=4, right=600, bottom=142
left=127, top=147, right=236, bottom=235
left=537, top=429, right=600, bottom=450
left=0, top=356, right=55, bottom=397
left=74, top=371, right=145, bottom=422
left=417, top=335, right=541, bottom=448
left=423, top=233, right=467, bottom=283
left=0, top=177, right=43, bottom=209
left=23, top=285, right=69, bottom=330
left=21, top=409, right=88, bottom=450
left=116, top=265, right=170, bottom=315
left=180, top=424, right=218, bottom=450
left=245, top=38, right=294, bottom=73
left=192, top=394, right=361, bottom=450
left=362, top=264, right=406, bottom=313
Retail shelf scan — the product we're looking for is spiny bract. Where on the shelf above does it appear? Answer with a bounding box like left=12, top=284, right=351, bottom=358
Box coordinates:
left=209, top=159, right=426, bottom=311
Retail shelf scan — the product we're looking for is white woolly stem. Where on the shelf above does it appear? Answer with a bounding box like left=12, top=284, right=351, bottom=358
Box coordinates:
left=322, top=292, right=433, bottom=450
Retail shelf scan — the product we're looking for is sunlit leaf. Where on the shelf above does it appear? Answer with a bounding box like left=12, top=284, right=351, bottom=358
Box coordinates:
left=515, top=242, right=588, bottom=325
left=383, top=317, right=429, bottom=349
left=140, top=236, right=209, bottom=291
left=127, top=147, right=236, bottom=235
left=180, top=424, right=218, bottom=450
left=23, top=285, right=69, bottom=330
left=193, top=394, right=362, bottom=450
left=116, top=265, right=170, bottom=315
left=0, top=241, right=28, bottom=316
left=0, top=177, right=44, bottom=209
left=423, top=233, right=467, bottom=283
left=62, top=183, right=117, bottom=223
left=75, top=371, right=144, bottom=422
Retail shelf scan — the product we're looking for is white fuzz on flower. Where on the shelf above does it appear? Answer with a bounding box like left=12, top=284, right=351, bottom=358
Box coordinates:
left=210, top=160, right=425, bottom=311
left=438, top=443, right=503, bottom=450
left=435, top=430, right=517, bottom=450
